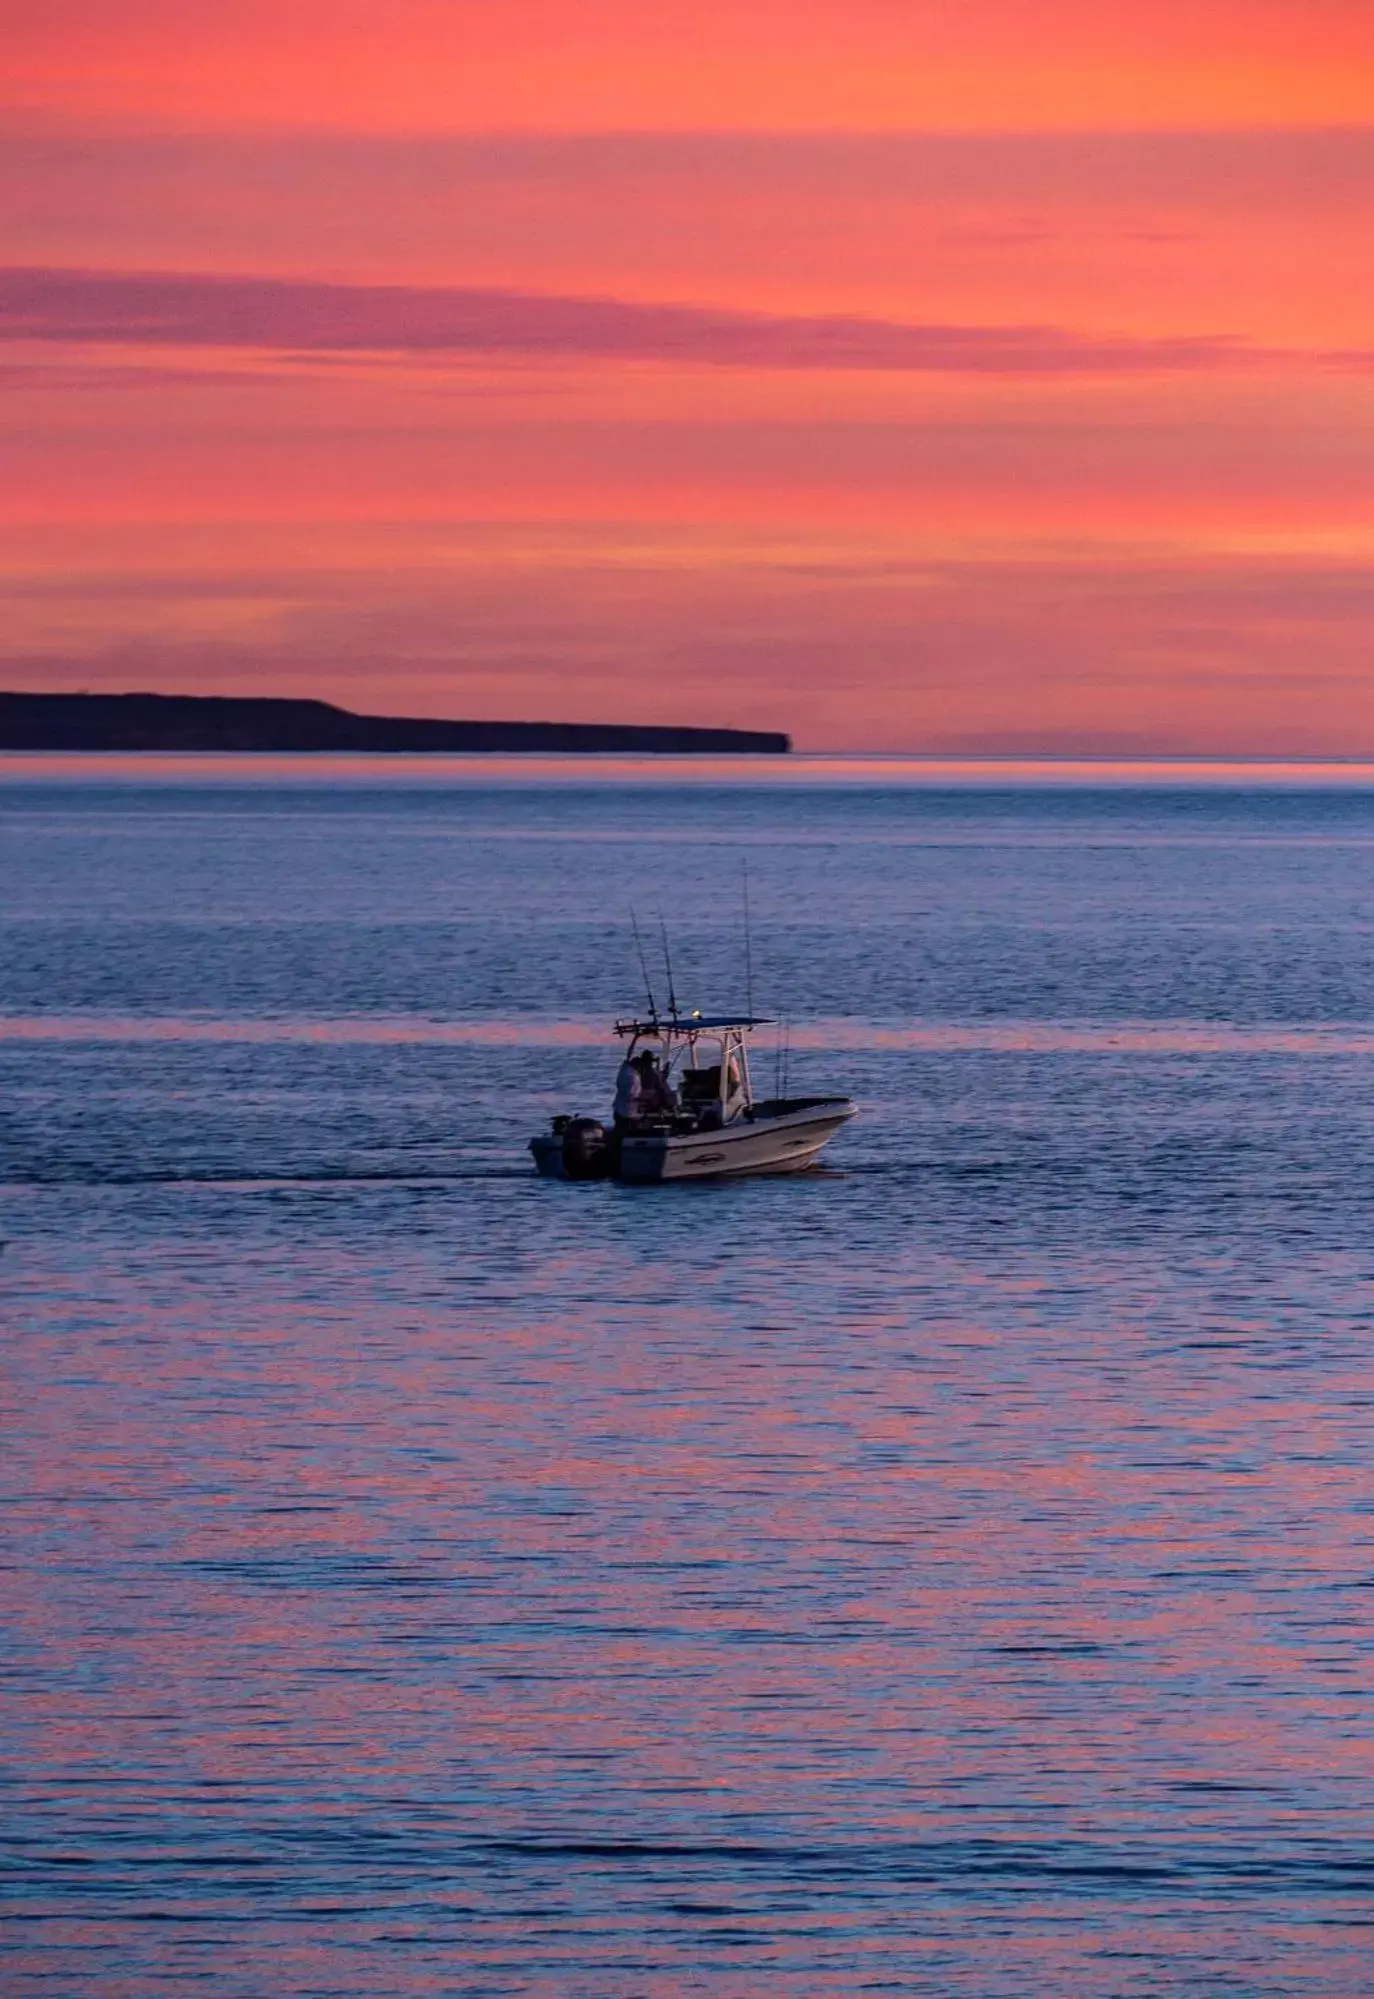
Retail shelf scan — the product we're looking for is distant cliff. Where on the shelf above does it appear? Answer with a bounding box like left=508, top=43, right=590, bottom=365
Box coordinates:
left=0, top=692, right=791, bottom=755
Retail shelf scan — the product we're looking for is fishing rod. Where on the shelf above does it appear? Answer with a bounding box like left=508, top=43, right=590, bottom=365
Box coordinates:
left=742, top=858, right=755, bottom=1020
left=629, top=907, right=659, bottom=1024
left=657, top=909, right=680, bottom=1023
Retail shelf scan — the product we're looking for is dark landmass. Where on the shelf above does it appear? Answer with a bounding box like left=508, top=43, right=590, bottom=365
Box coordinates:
left=0, top=692, right=791, bottom=756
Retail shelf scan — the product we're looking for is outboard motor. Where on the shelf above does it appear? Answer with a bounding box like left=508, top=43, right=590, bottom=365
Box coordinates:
left=561, top=1116, right=611, bottom=1180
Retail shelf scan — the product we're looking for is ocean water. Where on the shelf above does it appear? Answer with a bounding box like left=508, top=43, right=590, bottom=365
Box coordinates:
left=5, top=760, right=1374, bottom=1997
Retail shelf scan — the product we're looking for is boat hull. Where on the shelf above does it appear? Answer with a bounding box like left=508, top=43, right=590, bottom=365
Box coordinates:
left=579, top=1099, right=857, bottom=1184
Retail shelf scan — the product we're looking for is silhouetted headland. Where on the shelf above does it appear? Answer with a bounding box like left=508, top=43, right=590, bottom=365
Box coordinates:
left=0, top=692, right=791, bottom=755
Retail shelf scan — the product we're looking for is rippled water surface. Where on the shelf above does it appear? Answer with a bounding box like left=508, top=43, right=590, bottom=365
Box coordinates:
left=5, top=762, right=1374, bottom=1996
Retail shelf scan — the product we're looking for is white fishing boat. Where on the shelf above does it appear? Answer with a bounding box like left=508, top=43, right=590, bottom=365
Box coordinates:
left=530, top=1012, right=857, bottom=1184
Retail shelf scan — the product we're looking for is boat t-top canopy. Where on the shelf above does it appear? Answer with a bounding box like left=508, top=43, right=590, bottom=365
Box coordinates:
left=615, top=1013, right=772, bottom=1038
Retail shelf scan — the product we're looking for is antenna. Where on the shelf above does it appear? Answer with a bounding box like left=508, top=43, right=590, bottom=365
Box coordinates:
left=630, top=907, right=659, bottom=1023
left=657, top=909, right=680, bottom=1022
left=742, top=858, right=755, bottom=1020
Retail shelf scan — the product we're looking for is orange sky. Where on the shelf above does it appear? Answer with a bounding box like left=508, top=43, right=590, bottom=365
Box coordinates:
left=5, top=0, right=1374, bottom=748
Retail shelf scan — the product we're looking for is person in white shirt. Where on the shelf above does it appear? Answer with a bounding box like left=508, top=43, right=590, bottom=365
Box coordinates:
left=612, top=1052, right=642, bottom=1133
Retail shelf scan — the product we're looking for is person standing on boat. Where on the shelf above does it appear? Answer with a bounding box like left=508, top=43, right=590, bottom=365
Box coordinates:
left=637, top=1048, right=678, bottom=1120
left=724, top=1051, right=744, bottom=1118
left=612, top=1050, right=643, bottom=1134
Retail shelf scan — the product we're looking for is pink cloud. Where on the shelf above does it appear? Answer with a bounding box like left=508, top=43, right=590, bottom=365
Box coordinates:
left=6, top=127, right=1371, bottom=350
left=0, top=265, right=1322, bottom=376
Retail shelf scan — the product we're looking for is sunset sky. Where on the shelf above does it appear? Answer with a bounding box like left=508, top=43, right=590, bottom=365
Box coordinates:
left=6, top=0, right=1374, bottom=750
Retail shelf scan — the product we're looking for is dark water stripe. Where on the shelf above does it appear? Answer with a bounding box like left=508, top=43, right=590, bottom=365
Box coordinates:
left=5, top=1829, right=1374, bottom=1888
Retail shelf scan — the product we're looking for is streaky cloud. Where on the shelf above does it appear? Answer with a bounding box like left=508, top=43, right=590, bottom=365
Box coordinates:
left=0, top=265, right=1337, bottom=376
